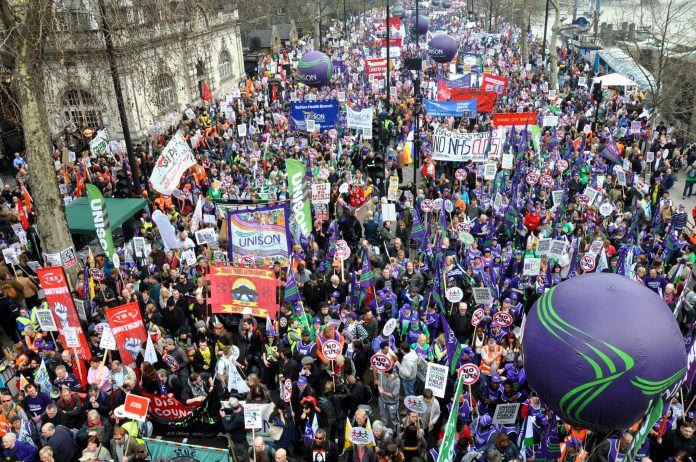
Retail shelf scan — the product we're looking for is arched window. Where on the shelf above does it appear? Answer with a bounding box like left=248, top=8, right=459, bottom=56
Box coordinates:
left=62, top=88, right=101, bottom=129
left=218, top=49, right=232, bottom=80
left=154, top=73, right=176, bottom=109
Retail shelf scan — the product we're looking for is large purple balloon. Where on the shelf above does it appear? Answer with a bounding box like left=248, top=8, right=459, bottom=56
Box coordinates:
left=411, top=14, right=428, bottom=35
left=523, top=274, right=687, bottom=431
left=297, top=51, right=332, bottom=88
left=428, top=34, right=458, bottom=63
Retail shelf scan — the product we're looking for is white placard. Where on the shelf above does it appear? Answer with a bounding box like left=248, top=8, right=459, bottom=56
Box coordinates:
left=244, top=403, right=263, bottom=429
left=36, top=310, right=58, bottom=332
left=484, top=163, right=497, bottom=180
left=311, top=183, right=331, bottom=204
left=2, top=248, right=18, bottom=266
left=536, top=238, right=552, bottom=256
left=382, top=204, right=397, bottom=222
left=543, top=115, right=559, bottom=127
left=99, top=327, right=117, bottom=350
left=548, top=240, right=567, bottom=260
left=501, top=153, right=513, bottom=170
left=424, top=363, right=448, bottom=398
left=237, top=123, right=247, bottom=137
left=492, top=403, right=521, bottom=424
left=64, top=327, right=80, bottom=348
left=473, top=287, right=493, bottom=305
left=523, top=257, right=541, bottom=276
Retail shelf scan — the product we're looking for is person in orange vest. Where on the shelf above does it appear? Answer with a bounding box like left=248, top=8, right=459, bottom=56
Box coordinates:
left=24, top=327, right=43, bottom=354
left=480, top=337, right=504, bottom=385
left=559, top=437, right=587, bottom=462
left=0, top=390, right=27, bottom=438
left=561, top=423, right=589, bottom=445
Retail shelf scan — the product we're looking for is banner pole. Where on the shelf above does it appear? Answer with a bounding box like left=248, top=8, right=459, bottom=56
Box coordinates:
left=252, top=428, right=256, bottom=462
left=73, top=348, right=84, bottom=383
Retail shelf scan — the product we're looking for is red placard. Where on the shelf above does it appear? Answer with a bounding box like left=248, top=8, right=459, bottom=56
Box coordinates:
left=141, top=391, right=197, bottom=419
left=104, top=302, right=148, bottom=369
left=37, top=267, right=91, bottom=361
left=124, top=393, right=150, bottom=421
left=481, top=73, right=509, bottom=95
left=493, top=112, right=537, bottom=127
left=380, top=38, right=403, bottom=48
left=449, top=88, right=497, bottom=112
left=209, top=266, right=279, bottom=319
left=365, top=58, right=388, bottom=79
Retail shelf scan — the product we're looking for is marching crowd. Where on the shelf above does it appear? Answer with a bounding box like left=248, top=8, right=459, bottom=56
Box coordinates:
left=0, top=1, right=695, bottom=462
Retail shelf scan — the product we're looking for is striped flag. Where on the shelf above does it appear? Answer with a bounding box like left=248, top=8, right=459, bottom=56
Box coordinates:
left=284, top=268, right=302, bottom=303
left=437, top=374, right=464, bottom=462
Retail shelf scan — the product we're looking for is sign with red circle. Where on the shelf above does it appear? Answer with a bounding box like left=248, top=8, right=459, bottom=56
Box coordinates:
left=492, top=311, right=513, bottom=327
left=458, top=363, right=481, bottom=385
left=577, top=194, right=590, bottom=206
left=471, top=308, right=485, bottom=326
left=421, top=199, right=435, bottom=213
left=240, top=256, right=256, bottom=268
left=322, top=339, right=342, bottom=360
left=335, top=240, right=351, bottom=260
left=455, top=169, right=467, bottom=180
left=580, top=255, right=596, bottom=272
left=536, top=274, right=548, bottom=287
left=526, top=172, right=539, bottom=185
left=457, top=222, right=470, bottom=233
left=370, top=353, right=393, bottom=372
left=540, top=175, right=554, bottom=187
left=283, top=379, right=292, bottom=402
left=557, top=159, right=568, bottom=171
left=89, top=268, right=105, bottom=281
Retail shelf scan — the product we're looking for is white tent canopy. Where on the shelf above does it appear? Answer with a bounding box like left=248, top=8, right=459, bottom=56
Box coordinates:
left=593, top=73, right=637, bottom=88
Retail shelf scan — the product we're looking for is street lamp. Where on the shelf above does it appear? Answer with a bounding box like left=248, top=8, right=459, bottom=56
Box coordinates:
left=385, top=0, right=390, bottom=114
left=541, top=0, right=550, bottom=64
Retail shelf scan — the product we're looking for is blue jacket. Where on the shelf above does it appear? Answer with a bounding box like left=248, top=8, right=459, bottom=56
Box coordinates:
left=4, top=440, right=39, bottom=462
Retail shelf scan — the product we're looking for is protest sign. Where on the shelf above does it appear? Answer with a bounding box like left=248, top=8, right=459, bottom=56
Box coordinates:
left=473, top=287, right=493, bottom=305
left=492, top=403, right=521, bottom=424
left=425, top=363, right=448, bottom=398
left=432, top=127, right=505, bottom=162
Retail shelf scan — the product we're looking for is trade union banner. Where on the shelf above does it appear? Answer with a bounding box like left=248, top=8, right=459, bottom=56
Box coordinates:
left=286, top=159, right=313, bottom=237
left=104, top=302, right=147, bottom=369
left=346, top=105, right=374, bottom=129
left=227, top=203, right=292, bottom=267
left=437, top=74, right=473, bottom=90
left=424, top=99, right=477, bottom=118
left=143, top=437, right=231, bottom=462
left=481, top=73, right=509, bottom=95
left=149, top=131, right=197, bottom=195
left=37, top=267, right=91, bottom=361
left=209, top=266, right=279, bottom=319
left=289, top=100, right=339, bottom=132
left=365, top=58, right=388, bottom=79
left=444, top=88, right=497, bottom=112
left=493, top=112, right=537, bottom=127
left=143, top=389, right=222, bottom=438
left=432, top=127, right=506, bottom=162
left=142, top=391, right=198, bottom=420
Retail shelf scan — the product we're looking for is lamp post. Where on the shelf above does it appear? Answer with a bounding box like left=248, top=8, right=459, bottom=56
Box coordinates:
left=413, top=0, right=421, bottom=186
left=541, top=0, right=550, bottom=63
left=488, top=0, right=493, bottom=31
left=385, top=0, right=390, bottom=114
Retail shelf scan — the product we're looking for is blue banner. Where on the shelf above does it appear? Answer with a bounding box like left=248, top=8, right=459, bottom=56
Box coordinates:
left=425, top=99, right=478, bottom=118
left=437, top=74, right=473, bottom=89
left=143, top=437, right=231, bottom=462
left=290, top=100, right=339, bottom=132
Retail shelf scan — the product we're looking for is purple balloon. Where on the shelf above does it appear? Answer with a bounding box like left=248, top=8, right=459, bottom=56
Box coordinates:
left=523, top=274, right=687, bottom=431
left=297, top=51, right=332, bottom=88
left=411, top=14, right=428, bottom=35
left=428, top=34, right=458, bottom=63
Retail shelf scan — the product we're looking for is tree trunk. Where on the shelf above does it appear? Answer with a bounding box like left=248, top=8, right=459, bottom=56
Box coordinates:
left=11, top=4, right=78, bottom=283
left=522, top=0, right=529, bottom=65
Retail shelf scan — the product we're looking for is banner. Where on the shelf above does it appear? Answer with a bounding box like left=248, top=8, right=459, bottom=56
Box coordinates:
left=89, top=129, right=110, bottom=157
left=456, top=52, right=484, bottom=74
left=365, top=58, right=388, bottom=79
left=142, top=392, right=197, bottom=420
left=493, top=112, right=536, bottom=127
left=346, top=106, right=374, bottom=129
left=104, top=302, right=147, bottom=370
left=289, top=100, right=339, bottom=132
left=432, top=127, right=505, bottom=162
left=286, top=159, right=313, bottom=237
left=209, top=266, right=279, bottom=319
left=149, top=131, right=197, bottom=195
left=437, top=74, right=473, bottom=90
left=424, top=99, right=477, bottom=118
left=37, top=268, right=91, bottom=361
left=380, top=38, right=402, bottom=48
left=447, top=88, right=496, bottom=112
left=86, top=184, right=116, bottom=263
left=481, top=73, right=508, bottom=95
left=144, top=437, right=231, bottom=462
left=144, top=390, right=221, bottom=438
left=227, top=203, right=292, bottom=267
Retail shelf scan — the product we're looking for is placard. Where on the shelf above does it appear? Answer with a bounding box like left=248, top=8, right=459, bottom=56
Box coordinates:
left=523, top=257, right=541, bottom=276
left=244, top=403, right=263, bottom=429
left=123, top=393, right=151, bottom=422
left=501, top=153, right=513, bottom=170
left=473, top=287, right=493, bottom=305
left=382, top=204, right=397, bottom=222
left=548, top=240, right=567, bottom=260
left=552, top=190, right=564, bottom=206
left=195, top=228, right=218, bottom=246
left=2, top=248, right=18, bottom=266
left=237, top=123, right=247, bottom=137
left=387, top=176, right=400, bottom=201
left=484, top=162, right=497, bottom=180
left=60, top=247, right=78, bottom=269
left=492, top=403, right=521, bottom=424
left=536, top=238, right=552, bottom=256
left=64, top=327, right=80, bottom=348
left=99, top=326, right=117, bottom=350
left=36, top=309, right=58, bottom=332
left=543, top=115, right=559, bottom=127
left=424, top=363, right=448, bottom=398
left=311, top=183, right=331, bottom=204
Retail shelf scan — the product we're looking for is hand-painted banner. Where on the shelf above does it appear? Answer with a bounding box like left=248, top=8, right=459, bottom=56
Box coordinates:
left=432, top=127, right=506, bottom=162
left=143, top=437, right=231, bottom=462
left=143, top=390, right=221, bottom=438
left=438, top=74, right=473, bottom=90
left=286, top=159, right=313, bottom=237
left=209, top=266, right=279, bottom=319
left=424, top=99, right=477, bottom=118
left=481, top=73, right=509, bottom=95
left=149, top=131, right=197, bottom=195
left=86, top=184, right=116, bottom=264
left=493, top=112, right=537, bottom=127
left=346, top=105, right=374, bottom=129
left=142, top=391, right=197, bottom=420
left=289, top=100, right=338, bottom=132
left=227, top=203, right=292, bottom=267
left=104, top=302, right=147, bottom=370
left=447, top=88, right=497, bottom=112
left=380, top=38, right=402, bottom=48
left=456, top=52, right=484, bottom=74
left=365, top=58, right=388, bottom=78
left=37, top=267, right=91, bottom=361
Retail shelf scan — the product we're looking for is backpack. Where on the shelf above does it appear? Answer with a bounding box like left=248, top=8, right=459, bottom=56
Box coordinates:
left=317, top=396, right=337, bottom=428
left=3, top=284, right=17, bottom=299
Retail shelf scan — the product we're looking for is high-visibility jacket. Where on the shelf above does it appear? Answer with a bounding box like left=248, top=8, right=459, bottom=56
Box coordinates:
left=480, top=344, right=503, bottom=375
left=559, top=444, right=587, bottom=462
left=0, top=405, right=24, bottom=437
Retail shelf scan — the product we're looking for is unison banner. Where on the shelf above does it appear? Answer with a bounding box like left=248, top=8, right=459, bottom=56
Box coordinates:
left=104, top=302, right=147, bottom=369
left=365, top=58, right=388, bottom=79
left=286, top=158, right=313, bottom=237
left=149, top=131, right=197, bottom=195
left=37, top=267, right=91, bottom=361
left=493, top=112, right=536, bottom=127
left=424, top=99, right=477, bottom=118
left=227, top=203, right=292, bottom=267
left=290, top=100, right=339, bottom=132
left=144, top=437, right=231, bottom=462
left=346, top=106, right=374, bottom=129
left=86, top=184, right=116, bottom=263
left=438, top=74, right=473, bottom=90
left=481, top=73, right=509, bottom=95
left=432, top=127, right=506, bottom=162
left=209, top=266, right=279, bottom=319
left=448, top=88, right=497, bottom=112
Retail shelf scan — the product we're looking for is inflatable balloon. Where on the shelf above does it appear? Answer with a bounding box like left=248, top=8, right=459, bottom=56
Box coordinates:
left=443, top=0, right=452, bottom=7
left=428, top=34, right=458, bottom=63
left=411, top=14, right=428, bottom=35
left=297, top=51, right=332, bottom=88
left=431, top=0, right=440, bottom=6
left=523, top=274, right=687, bottom=431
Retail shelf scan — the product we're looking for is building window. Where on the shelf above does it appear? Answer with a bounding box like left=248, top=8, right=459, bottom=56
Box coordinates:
left=218, top=49, right=232, bottom=80
left=154, top=73, right=175, bottom=109
left=62, top=88, right=101, bottom=129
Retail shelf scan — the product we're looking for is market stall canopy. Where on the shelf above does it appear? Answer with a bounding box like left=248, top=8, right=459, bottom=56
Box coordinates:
left=66, top=197, right=148, bottom=234
left=593, top=72, right=638, bottom=88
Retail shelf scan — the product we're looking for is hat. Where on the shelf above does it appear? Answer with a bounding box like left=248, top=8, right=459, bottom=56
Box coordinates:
left=479, top=414, right=493, bottom=426
left=301, top=356, right=314, bottom=365
left=228, top=397, right=241, bottom=409
left=318, top=263, right=327, bottom=272
left=80, top=453, right=97, bottom=462
left=298, top=376, right=308, bottom=387
left=267, top=327, right=278, bottom=337
left=401, top=303, right=411, bottom=311
left=294, top=305, right=303, bottom=314
left=503, top=297, right=511, bottom=303
left=313, top=317, right=321, bottom=324
left=483, top=248, right=491, bottom=253
left=34, top=338, right=45, bottom=349
left=680, top=203, right=686, bottom=209
left=348, top=312, right=359, bottom=320
left=301, top=329, right=311, bottom=337
left=491, top=373, right=502, bottom=383
left=44, top=341, right=55, bottom=351
left=331, top=291, right=340, bottom=298
left=510, top=293, right=518, bottom=300
left=165, top=338, right=175, bottom=346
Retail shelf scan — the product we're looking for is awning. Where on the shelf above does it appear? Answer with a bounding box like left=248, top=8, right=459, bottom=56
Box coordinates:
left=66, top=197, right=148, bottom=234
left=593, top=72, right=637, bottom=88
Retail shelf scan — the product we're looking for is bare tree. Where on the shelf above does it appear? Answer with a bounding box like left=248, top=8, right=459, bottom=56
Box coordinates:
left=547, top=0, right=596, bottom=89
